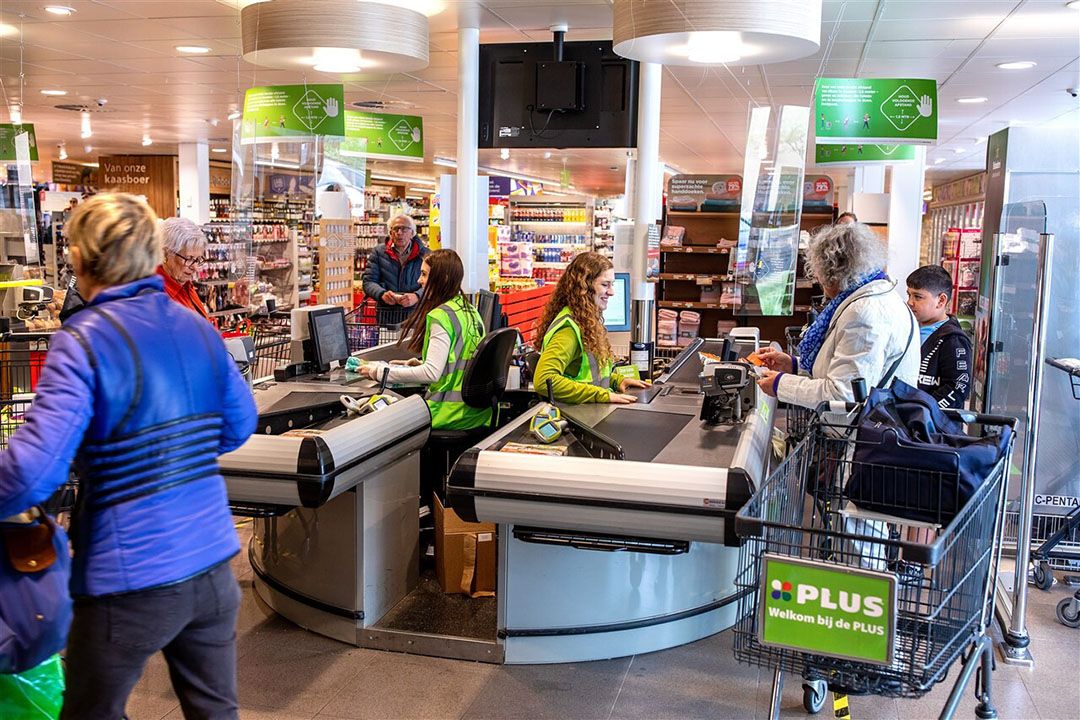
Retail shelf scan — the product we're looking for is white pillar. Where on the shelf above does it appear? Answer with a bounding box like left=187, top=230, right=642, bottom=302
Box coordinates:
left=852, top=164, right=885, bottom=194
left=887, top=146, right=927, bottom=296
left=178, top=142, right=210, bottom=224
left=630, top=62, right=662, bottom=347
left=455, top=26, right=482, bottom=292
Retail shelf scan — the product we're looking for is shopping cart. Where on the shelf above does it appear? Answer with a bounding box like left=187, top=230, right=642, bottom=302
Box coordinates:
left=0, top=332, right=78, bottom=524
left=345, top=299, right=411, bottom=353
left=782, top=325, right=816, bottom=449
left=733, top=394, right=1017, bottom=720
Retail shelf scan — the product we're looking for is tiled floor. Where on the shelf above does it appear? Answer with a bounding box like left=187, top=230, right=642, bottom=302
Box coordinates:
left=126, top=526, right=1080, bottom=720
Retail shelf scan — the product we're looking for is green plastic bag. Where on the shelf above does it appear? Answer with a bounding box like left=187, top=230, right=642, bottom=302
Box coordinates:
left=0, top=654, right=64, bottom=719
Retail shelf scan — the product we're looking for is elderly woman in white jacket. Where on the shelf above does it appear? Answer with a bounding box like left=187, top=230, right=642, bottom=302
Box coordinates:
left=756, top=222, right=920, bottom=405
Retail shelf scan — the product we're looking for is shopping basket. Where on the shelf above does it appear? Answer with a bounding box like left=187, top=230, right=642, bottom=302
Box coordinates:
left=346, top=298, right=411, bottom=353
left=0, top=332, right=78, bottom=524
left=733, top=397, right=1017, bottom=720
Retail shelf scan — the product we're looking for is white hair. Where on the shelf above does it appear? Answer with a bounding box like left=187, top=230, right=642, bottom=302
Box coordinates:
left=807, top=222, right=887, bottom=291
left=160, top=217, right=207, bottom=255
left=386, top=213, right=416, bottom=232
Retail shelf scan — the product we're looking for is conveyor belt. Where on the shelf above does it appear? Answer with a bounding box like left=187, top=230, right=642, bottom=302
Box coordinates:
left=591, top=409, right=690, bottom=463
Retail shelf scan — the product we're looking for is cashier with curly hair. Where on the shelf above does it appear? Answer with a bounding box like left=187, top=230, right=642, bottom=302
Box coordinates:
left=534, top=251, right=648, bottom=404
left=0, top=193, right=257, bottom=719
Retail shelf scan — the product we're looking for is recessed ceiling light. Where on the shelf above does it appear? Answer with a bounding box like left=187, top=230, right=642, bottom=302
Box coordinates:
left=142, top=135, right=153, bottom=147
left=40, top=89, right=67, bottom=96
left=212, top=147, right=228, bottom=153
left=934, top=158, right=946, bottom=164
left=176, top=45, right=211, bottom=54
left=957, top=96, right=988, bottom=104
left=543, top=151, right=552, bottom=159
left=996, top=61, right=1037, bottom=70
left=44, top=5, right=76, bottom=15
left=0, top=23, right=18, bottom=36
left=953, top=148, right=966, bottom=154
left=227, top=111, right=241, bottom=121
left=500, top=148, right=510, bottom=160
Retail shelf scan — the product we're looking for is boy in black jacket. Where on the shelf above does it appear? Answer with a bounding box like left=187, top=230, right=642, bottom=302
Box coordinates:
left=906, top=265, right=973, bottom=409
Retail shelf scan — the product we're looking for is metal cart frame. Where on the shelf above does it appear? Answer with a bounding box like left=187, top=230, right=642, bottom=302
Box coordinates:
left=733, top=399, right=1017, bottom=720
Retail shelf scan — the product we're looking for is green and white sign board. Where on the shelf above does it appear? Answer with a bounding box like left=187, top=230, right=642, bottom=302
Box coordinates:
left=815, top=78, right=937, bottom=145
left=344, top=110, right=424, bottom=162
left=815, top=143, right=916, bottom=165
left=759, top=554, right=897, bottom=666
left=241, top=84, right=346, bottom=143
left=0, top=123, right=38, bottom=161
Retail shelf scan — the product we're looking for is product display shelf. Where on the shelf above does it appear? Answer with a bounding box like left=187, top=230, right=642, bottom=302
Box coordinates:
left=940, top=226, right=982, bottom=332
left=592, top=198, right=616, bottom=258
left=199, top=220, right=252, bottom=325
left=508, top=198, right=593, bottom=286
left=228, top=198, right=314, bottom=313
left=656, top=209, right=827, bottom=349
left=315, top=218, right=355, bottom=310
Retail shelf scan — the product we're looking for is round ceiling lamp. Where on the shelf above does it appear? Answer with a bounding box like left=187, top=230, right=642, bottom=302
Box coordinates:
left=241, top=0, right=429, bottom=73
left=612, top=0, right=822, bottom=66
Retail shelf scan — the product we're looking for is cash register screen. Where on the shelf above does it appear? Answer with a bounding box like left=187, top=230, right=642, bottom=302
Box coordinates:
left=603, top=272, right=631, bottom=332
left=308, top=307, right=350, bottom=371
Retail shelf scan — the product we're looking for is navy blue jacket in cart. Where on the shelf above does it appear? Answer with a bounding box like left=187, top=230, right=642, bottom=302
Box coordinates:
left=0, top=275, right=257, bottom=597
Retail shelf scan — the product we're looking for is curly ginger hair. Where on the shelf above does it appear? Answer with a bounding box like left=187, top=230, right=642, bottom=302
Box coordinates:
left=535, top=252, right=614, bottom=364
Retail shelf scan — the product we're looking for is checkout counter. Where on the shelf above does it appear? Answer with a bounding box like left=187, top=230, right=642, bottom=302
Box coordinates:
left=222, top=308, right=777, bottom=665
left=219, top=307, right=430, bottom=644
left=445, top=335, right=776, bottom=663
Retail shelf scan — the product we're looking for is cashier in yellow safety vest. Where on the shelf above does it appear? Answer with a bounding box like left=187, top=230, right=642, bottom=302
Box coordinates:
left=534, top=251, right=649, bottom=404
left=357, top=248, right=490, bottom=431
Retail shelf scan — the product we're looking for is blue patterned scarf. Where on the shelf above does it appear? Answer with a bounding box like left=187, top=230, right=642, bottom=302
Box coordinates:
left=797, top=270, right=888, bottom=372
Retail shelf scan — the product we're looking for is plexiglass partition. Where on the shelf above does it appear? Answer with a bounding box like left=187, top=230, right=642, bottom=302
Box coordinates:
left=733, top=105, right=809, bottom=316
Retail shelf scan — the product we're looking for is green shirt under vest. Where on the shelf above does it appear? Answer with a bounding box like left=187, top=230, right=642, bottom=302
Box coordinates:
left=535, top=306, right=617, bottom=404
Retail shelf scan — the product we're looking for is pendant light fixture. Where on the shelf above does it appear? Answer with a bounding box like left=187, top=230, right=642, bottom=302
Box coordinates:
left=612, top=0, right=822, bottom=66
left=240, top=0, right=430, bottom=73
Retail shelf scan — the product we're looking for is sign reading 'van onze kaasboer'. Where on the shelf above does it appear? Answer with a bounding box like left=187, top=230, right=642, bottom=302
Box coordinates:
left=758, top=554, right=897, bottom=665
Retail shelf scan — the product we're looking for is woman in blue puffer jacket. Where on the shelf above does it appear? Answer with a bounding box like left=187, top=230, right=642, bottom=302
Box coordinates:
left=0, top=193, right=257, bottom=719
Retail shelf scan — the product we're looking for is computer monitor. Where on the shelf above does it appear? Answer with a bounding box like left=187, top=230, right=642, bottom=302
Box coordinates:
left=307, top=307, right=349, bottom=372
left=603, top=272, right=631, bottom=332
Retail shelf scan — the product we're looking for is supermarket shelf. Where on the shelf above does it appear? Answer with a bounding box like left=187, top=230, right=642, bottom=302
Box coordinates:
left=531, top=262, right=569, bottom=268
left=198, top=279, right=234, bottom=287
left=660, top=246, right=732, bottom=254
left=665, top=211, right=740, bottom=218
left=658, top=300, right=734, bottom=310
left=512, top=221, right=589, bottom=226
left=532, top=242, right=589, bottom=248
left=658, top=273, right=731, bottom=282
left=658, top=300, right=815, bottom=313
left=209, top=308, right=246, bottom=318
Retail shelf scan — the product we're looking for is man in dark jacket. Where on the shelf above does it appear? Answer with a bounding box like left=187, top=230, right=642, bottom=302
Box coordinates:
left=363, top=214, right=428, bottom=315
left=906, top=265, right=973, bottom=409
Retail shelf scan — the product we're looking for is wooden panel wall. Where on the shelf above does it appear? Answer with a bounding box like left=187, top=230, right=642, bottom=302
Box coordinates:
left=98, top=154, right=177, bottom=218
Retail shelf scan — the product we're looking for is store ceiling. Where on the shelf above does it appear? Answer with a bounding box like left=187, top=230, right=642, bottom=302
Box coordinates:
left=0, top=0, right=1077, bottom=194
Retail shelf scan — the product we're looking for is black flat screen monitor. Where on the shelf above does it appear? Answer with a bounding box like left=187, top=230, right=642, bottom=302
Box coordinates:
left=308, top=307, right=349, bottom=372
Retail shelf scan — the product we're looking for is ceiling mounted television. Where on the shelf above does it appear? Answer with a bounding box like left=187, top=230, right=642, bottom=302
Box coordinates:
left=478, top=40, right=639, bottom=150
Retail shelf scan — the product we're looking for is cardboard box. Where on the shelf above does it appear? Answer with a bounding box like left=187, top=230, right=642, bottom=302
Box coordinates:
left=434, top=495, right=497, bottom=597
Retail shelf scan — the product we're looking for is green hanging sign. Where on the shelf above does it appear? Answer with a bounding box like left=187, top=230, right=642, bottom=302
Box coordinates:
left=815, top=78, right=938, bottom=145
left=815, top=143, right=917, bottom=165
left=344, top=110, right=424, bottom=161
left=758, top=554, right=897, bottom=666
left=0, top=124, right=38, bottom=162
left=241, top=84, right=346, bottom=142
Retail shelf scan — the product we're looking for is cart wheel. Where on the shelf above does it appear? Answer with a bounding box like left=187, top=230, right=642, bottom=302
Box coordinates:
left=1033, top=562, right=1054, bottom=591
left=1056, top=597, right=1080, bottom=628
left=802, top=680, right=827, bottom=714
